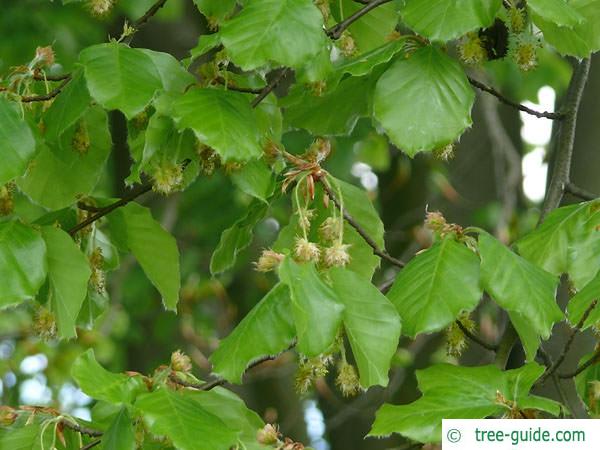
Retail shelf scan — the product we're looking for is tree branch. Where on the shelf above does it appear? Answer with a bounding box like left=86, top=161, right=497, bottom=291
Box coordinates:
left=565, top=182, right=597, bottom=201
left=68, top=184, right=153, bottom=236
left=123, top=0, right=169, bottom=44
left=20, top=75, right=72, bottom=103
left=455, top=320, right=499, bottom=352
left=540, top=59, right=591, bottom=221
left=560, top=348, right=600, bottom=379
left=251, top=69, right=290, bottom=108
left=59, top=419, right=103, bottom=438
left=319, top=179, right=405, bottom=268
left=80, top=440, right=101, bottom=450
left=468, top=76, right=565, bottom=120
left=326, top=0, right=394, bottom=40
left=33, top=73, right=71, bottom=82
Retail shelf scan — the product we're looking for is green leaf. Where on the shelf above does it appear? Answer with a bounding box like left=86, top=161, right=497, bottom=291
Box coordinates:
left=532, top=0, right=600, bottom=57
left=192, top=0, right=237, bottom=23
left=42, top=226, right=91, bottom=339
left=230, top=159, right=275, bottom=203
left=189, top=33, right=223, bottom=60
left=575, top=351, right=600, bottom=415
left=279, top=258, right=344, bottom=356
left=43, top=70, right=91, bottom=141
left=139, top=49, right=195, bottom=93
left=373, top=46, right=474, bottom=156
left=370, top=363, right=558, bottom=443
left=283, top=75, right=373, bottom=136
left=220, top=0, right=325, bottom=70
left=330, top=268, right=401, bottom=388
left=333, top=38, right=407, bottom=78
left=19, top=106, right=111, bottom=210
left=135, top=388, right=238, bottom=450
left=0, top=220, right=47, bottom=308
left=210, top=201, right=269, bottom=275
left=80, top=43, right=162, bottom=119
left=173, top=88, right=262, bottom=162
left=101, top=406, right=136, bottom=450
left=516, top=201, right=600, bottom=289
left=528, top=0, right=585, bottom=28
left=72, top=349, right=146, bottom=404
left=402, top=0, right=502, bottom=42
left=479, top=232, right=563, bottom=360
left=567, top=270, right=600, bottom=329
left=387, top=237, right=481, bottom=337
left=108, top=203, right=180, bottom=311
left=210, top=283, right=295, bottom=383
left=0, top=97, right=36, bottom=185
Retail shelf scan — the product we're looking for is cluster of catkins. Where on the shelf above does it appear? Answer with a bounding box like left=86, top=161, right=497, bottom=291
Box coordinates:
left=295, top=353, right=361, bottom=398
left=458, top=3, right=540, bottom=71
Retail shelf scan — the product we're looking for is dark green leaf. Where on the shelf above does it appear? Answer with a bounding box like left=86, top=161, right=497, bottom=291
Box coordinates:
left=230, top=159, right=275, bottom=203
left=101, top=406, right=136, bottom=450
left=0, top=97, right=36, bottom=185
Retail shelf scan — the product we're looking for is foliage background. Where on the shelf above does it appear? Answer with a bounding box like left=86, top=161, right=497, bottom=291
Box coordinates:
left=1, top=1, right=600, bottom=449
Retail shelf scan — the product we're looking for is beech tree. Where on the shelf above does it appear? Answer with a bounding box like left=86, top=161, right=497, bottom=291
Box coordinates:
left=0, top=0, right=599, bottom=449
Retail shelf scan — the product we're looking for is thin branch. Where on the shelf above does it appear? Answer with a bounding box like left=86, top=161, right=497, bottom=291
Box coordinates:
left=20, top=76, right=72, bottom=103
left=68, top=184, right=153, bottom=236
left=468, top=76, right=565, bottom=120
left=455, top=320, right=499, bottom=352
left=540, top=300, right=598, bottom=383
left=80, top=440, right=101, bottom=450
left=251, top=69, right=290, bottom=108
left=540, top=59, right=591, bottom=221
left=560, top=348, right=600, bottom=379
left=170, top=341, right=297, bottom=391
left=319, top=179, right=405, bottom=268
left=123, top=0, right=169, bottom=44
left=565, top=182, right=597, bottom=201
left=59, top=419, right=103, bottom=438
left=215, top=76, right=263, bottom=94
left=326, top=0, right=394, bottom=40
left=33, top=73, right=71, bottom=82
left=536, top=347, right=575, bottom=416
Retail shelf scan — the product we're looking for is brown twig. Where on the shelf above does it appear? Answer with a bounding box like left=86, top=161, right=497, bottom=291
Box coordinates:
left=123, top=0, right=169, bottom=44
left=251, top=69, right=290, bottom=108
left=468, top=77, right=564, bottom=120
left=326, top=0, right=394, bottom=40
left=320, top=179, right=405, bottom=268
left=565, top=182, right=597, bottom=201
left=33, top=73, right=71, bottom=82
left=540, top=300, right=598, bottom=383
left=80, top=440, right=101, bottom=450
left=59, top=419, right=103, bottom=438
left=20, top=75, right=72, bottom=103
left=455, top=320, right=499, bottom=352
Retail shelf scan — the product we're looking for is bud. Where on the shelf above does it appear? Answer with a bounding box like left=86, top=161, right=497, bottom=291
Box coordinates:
left=509, top=34, right=540, bottom=72
left=256, top=424, right=280, bottom=445
left=319, top=217, right=342, bottom=243
left=72, top=120, right=90, bottom=155
left=293, top=237, right=320, bottom=263
left=446, top=313, right=475, bottom=358
left=131, top=110, right=149, bottom=131
left=171, top=350, right=192, bottom=373
left=263, top=140, right=282, bottom=163
left=425, top=210, right=448, bottom=233
left=305, top=138, right=331, bottom=163
left=87, top=0, right=114, bottom=17
left=35, top=46, right=55, bottom=67
left=89, top=247, right=106, bottom=294
left=385, top=30, right=402, bottom=42
left=0, top=406, right=17, bottom=426
left=335, top=361, right=360, bottom=397
left=433, top=143, right=455, bottom=161
left=33, top=307, right=57, bottom=341
left=507, top=6, right=526, bottom=33
left=198, top=145, right=221, bottom=176
left=309, top=80, right=327, bottom=97
left=338, top=31, right=358, bottom=57
left=314, top=0, right=330, bottom=21
left=254, top=249, right=284, bottom=273
left=295, top=355, right=330, bottom=394
left=297, top=208, right=315, bottom=232
left=323, top=242, right=351, bottom=268
left=0, top=183, right=15, bottom=216
left=151, top=161, right=183, bottom=195
left=458, top=33, right=487, bottom=65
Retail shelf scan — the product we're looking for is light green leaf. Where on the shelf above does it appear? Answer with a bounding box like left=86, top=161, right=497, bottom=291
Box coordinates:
left=402, top=0, right=502, bottom=42
left=136, top=388, right=238, bottom=450
left=189, top=33, right=223, bottom=60
left=210, top=201, right=269, bottom=275
left=532, top=0, right=600, bottom=57
left=374, top=46, right=474, bottom=156
left=479, top=232, right=563, bottom=360
left=72, top=349, right=146, bottom=404
left=42, top=226, right=91, bottom=339
left=210, top=284, right=295, bottom=383
left=334, top=38, right=407, bottom=78
left=80, top=42, right=162, bottom=119
left=370, top=363, right=558, bottom=443
left=528, top=0, right=585, bottom=28
left=567, top=269, right=600, bottom=329
left=43, top=70, right=91, bottom=141
left=230, top=159, right=275, bottom=203
left=279, top=258, right=344, bottom=356
left=387, top=237, right=481, bottom=337
left=19, top=106, right=111, bottom=210
left=192, top=0, right=237, bottom=23
left=101, top=406, right=136, bottom=450
left=139, top=49, right=195, bottom=93
left=575, top=352, right=600, bottom=415
left=330, top=268, right=401, bottom=388
left=173, top=88, right=262, bottom=162
left=0, top=221, right=46, bottom=308
left=108, top=203, right=180, bottom=311
left=0, top=97, right=36, bottom=185
left=220, top=0, right=325, bottom=70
